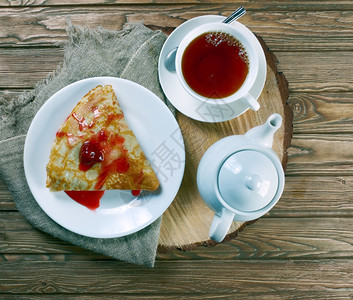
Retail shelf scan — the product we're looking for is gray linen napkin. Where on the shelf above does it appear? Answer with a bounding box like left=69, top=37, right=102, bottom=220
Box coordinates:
left=0, top=22, right=172, bottom=267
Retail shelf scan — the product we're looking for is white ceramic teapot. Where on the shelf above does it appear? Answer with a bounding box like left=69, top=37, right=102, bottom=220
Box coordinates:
left=197, top=113, right=285, bottom=242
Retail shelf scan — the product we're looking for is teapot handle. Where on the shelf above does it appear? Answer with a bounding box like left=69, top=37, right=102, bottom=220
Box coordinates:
left=209, top=208, right=235, bottom=242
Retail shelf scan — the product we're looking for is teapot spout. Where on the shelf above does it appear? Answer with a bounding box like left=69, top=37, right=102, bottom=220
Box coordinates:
left=245, top=113, right=282, bottom=148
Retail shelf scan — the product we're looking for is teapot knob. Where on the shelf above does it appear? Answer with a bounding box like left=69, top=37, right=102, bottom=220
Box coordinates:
left=245, top=174, right=263, bottom=192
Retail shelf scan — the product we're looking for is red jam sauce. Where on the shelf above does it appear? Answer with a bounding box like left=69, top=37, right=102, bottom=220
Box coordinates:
left=65, top=191, right=105, bottom=210
left=56, top=130, right=66, bottom=138
left=56, top=130, right=83, bottom=146
left=131, top=190, right=141, bottom=196
left=72, top=112, right=94, bottom=131
left=65, top=189, right=141, bottom=210
left=74, top=129, right=130, bottom=190
left=94, top=146, right=129, bottom=190
left=79, top=140, right=105, bottom=171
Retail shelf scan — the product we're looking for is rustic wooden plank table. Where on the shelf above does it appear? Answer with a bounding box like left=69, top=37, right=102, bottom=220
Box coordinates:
left=1, top=1, right=353, bottom=298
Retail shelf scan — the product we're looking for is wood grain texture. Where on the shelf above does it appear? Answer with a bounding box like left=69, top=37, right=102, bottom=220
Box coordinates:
left=287, top=134, right=353, bottom=176
left=1, top=8, right=353, bottom=51
left=3, top=0, right=353, bottom=8
left=2, top=48, right=353, bottom=91
left=272, top=175, right=353, bottom=217
left=288, top=92, right=353, bottom=134
left=1, top=259, right=353, bottom=297
left=2, top=212, right=353, bottom=260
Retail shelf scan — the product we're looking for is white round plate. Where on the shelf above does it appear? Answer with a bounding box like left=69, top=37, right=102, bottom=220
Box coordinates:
left=158, top=15, right=267, bottom=123
left=24, top=77, right=185, bottom=238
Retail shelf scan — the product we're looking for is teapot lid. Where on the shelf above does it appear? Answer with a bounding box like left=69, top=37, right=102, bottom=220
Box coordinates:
left=218, top=150, right=279, bottom=212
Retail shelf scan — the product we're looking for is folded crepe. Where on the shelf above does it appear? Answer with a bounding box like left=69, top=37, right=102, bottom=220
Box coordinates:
left=46, top=84, right=159, bottom=192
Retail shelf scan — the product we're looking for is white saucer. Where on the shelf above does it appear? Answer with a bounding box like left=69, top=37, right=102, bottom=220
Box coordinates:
left=158, top=15, right=267, bottom=123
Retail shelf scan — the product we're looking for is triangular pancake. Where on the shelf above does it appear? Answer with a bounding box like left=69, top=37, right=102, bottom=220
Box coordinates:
left=46, top=84, right=159, bottom=192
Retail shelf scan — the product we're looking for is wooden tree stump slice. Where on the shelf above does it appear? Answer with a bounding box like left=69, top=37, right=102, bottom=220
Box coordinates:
left=158, top=36, right=293, bottom=251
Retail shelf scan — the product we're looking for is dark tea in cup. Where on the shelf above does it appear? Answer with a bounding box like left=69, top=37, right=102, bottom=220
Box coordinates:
left=181, top=31, right=249, bottom=99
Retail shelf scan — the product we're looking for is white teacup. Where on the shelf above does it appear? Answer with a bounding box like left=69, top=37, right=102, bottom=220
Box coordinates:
left=175, top=22, right=261, bottom=111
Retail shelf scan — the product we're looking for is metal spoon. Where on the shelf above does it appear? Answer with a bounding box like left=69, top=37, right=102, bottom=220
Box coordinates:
left=164, top=7, right=246, bottom=72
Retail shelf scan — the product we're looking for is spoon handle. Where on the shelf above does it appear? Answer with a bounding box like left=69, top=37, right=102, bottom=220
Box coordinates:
left=222, top=6, right=246, bottom=24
